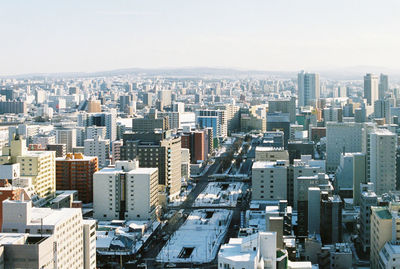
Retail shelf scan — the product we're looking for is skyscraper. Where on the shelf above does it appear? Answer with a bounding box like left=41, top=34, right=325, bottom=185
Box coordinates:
left=379, top=73, right=389, bottom=100
left=297, top=71, right=320, bottom=107
left=364, top=73, right=379, bottom=105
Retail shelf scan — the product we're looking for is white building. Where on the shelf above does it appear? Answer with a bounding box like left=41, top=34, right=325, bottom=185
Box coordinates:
left=368, top=128, right=397, bottom=195
left=56, top=128, right=77, bottom=153
left=252, top=161, right=287, bottom=201
left=379, top=242, right=400, bottom=268
left=84, top=135, right=110, bottom=168
left=364, top=73, right=379, bottom=105
left=86, top=126, right=107, bottom=140
left=326, top=122, right=363, bottom=171
left=93, top=160, right=159, bottom=221
left=218, top=232, right=312, bottom=269
left=2, top=199, right=96, bottom=269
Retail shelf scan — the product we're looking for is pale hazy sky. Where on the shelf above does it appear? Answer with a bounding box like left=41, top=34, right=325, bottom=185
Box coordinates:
left=1, top=0, right=400, bottom=75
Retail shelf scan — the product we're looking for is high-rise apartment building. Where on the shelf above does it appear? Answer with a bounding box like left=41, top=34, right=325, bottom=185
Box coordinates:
left=0, top=136, right=56, bottom=199
left=84, top=136, right=110, bottom=168
left=196, top=109, right=227, bottom=138
left=56, top=128, right=77, bottom=153
left=56, top=153, right=98, bottom=203
left=0, top=100, right=27, bottom=114
left=87, top=99, right=101, bottom=113
left=93, top=160, right=158, bottom=221
left=120, top=132, right=182, bottom=198
left=2, top=199, right=96, bottom=269
left=298, top=71, right=320, bottom=107
left=364, top=73, right=379, bottom=105
left=368, top=128, right=397, bottom=195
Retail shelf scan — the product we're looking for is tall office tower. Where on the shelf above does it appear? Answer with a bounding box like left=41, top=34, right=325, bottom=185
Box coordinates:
left=119, top=94, right=133, bottom=112
left=368, top=128, right=396, bottom=195
left=352, top=153, right=367, bottom=206
left=326, top=122, right=363, bottom=172
left=268, top=97, right=296, bottom=123
left=120, top=132, right=182, bottom=198
left=359, top=183, right=377, bottom=254
left=288, top=156, right=324, bottom=208
left=196, top=109, right=227, bottom=138
left=2, top=200, right=96, bottom=269
left=86, top=126, right=107, bottom=140
left=87, top=99, right=102, bottom=113
left=252, top=161, right=288, bottom=201
left=56, top=128, right=77, bottom=153
left=102, top=109, right=117, bottom=141
left=56, top=153, right=98, bottom=203
left=181, top=129, right=209, bottom=163
left=0, top=136, right=55, bottom=199
left=132, top=111, right=169, bottom=132
left=297, top=71, right=320, bottom=107
left=364, top=73, right=379, bottom=105
left=379, top=73, right=389, bottom=100
left=93, top=160, right=159, bottom=221
left=142, top=92, right=152, bottom=107
left=84, top=136, right=110, bottom=168
left=374, top=99, right=390, bottom=123
left=335, top=153, right=355, bottom=194
left=307, top=187, right=321, bottom=235
left=320, top=193, right=342, bottom=244
left=296, top=173, right=332, bottom=236
left=157, top=90, right=172, bottom=107
left=370, top=203, right=400, bottom=269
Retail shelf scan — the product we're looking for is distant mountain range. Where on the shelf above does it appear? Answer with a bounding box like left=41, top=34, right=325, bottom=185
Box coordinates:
left=3, top=66, right=400, bottom=80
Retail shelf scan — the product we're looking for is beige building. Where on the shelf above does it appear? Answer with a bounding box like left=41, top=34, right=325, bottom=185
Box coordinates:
left=93, top=160, right=159, bottom=221
left=370, top=203, right=400, bottom=269
left=252, top=161, right=287, bottom=201
left=2, top=199, right=96, bottom=269
left=0, top=136, right=56, bottom=199
left=240, top=112, right=266, bottom=133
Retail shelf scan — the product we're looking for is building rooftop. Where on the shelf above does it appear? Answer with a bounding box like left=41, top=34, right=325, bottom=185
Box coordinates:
left=252, top=161, right=287, bottom=169
left=372, top=206, right=392, bottom=220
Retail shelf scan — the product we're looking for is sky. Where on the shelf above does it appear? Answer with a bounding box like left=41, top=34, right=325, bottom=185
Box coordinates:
left=1, top=0, right=400, bottom=75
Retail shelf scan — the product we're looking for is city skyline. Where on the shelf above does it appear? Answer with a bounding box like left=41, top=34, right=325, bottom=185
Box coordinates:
left=1, top=0, right=400, bottom=75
